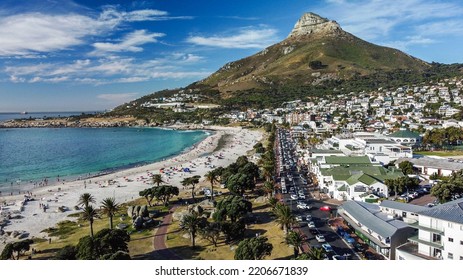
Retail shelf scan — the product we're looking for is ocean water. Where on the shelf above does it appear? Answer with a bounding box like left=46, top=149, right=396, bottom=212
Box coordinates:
left=0, top=127, right=208, bottom=193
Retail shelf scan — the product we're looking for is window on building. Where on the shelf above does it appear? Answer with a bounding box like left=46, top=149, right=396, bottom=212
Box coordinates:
left=460, top=240, right=463, bottom=245
left=448, top=253, right=453, bottom=260
left=460, top=256, right=463, bottom=260
left=402, top=212, right=407, bottom=218
left=449, top=222, right=453, bottom=228
left=449, top=238, right=454, bottom=242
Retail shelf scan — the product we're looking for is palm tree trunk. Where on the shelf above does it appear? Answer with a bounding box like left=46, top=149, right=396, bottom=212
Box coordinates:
left=191, top=233, right=196, bottom=248
left=294, top=247, right=299, bottom=258
left=109, top=216, right=113, bottom=230
left=191, top=186, right=195, bottom=202
left=90, top=221, right=94, bottom=238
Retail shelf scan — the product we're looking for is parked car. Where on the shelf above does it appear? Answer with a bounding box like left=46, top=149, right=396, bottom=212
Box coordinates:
left=308, top=221, right=316, bottom=229
left=299, top=194, right=306, bottom=199
left=290, top=194, right=298, bottom=200
left=321, top=243, right=333, bottom=253
left=296, top=204, right=306, bottom=209
left=315, top=234, right=326, bottom=243
left=306, top=214, right=312, bottom=221
left=295, top=215, right=303, bottom=222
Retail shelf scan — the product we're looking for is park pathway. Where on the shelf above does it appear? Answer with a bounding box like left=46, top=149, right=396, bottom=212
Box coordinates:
left=151, top=205, right=182, bottom=260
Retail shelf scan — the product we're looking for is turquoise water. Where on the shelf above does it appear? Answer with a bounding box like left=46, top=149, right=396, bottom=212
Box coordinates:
left=0, top=127, right=208, bottom=193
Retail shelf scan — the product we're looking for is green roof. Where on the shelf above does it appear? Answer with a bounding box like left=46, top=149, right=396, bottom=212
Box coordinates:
left=389, top=129, right=420, bottom=139
left=320, top=165, right=404, bottom=185
left=346, top=173, right=378, bottom=186
left=325, top=156, right=371, bottom=165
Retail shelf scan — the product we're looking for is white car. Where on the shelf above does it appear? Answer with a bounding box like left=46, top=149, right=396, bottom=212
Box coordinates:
left=308, top=221, right=316, bottom=228
left=315, top=234, right=326, bottom=243
left=290, top=194, right=298, bottom=200
left=296, top=204, right=306, bottom=209
left=295, top=215, right=303, bottom=222
left=299, top=194, right=306, bottom=199
left=306, top=214, right=312, bottom=221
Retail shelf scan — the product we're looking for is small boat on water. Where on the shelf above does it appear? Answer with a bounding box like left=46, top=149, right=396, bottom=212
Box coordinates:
left=21, top=111, right=28, bottom=115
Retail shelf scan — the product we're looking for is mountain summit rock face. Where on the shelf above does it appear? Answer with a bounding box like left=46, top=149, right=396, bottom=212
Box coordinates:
left=288, top=12, right=342, bottom=38
left=195, top=12, right=429, bottom=95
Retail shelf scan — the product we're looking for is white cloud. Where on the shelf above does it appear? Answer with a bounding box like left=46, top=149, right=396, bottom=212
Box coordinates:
left=187, top=26, right=279, bottom=49
left=382, top=35, right=436, bottom=51
left=91, top=30, right=165, bottom=55
left=320, top=0, right=463, bottom=40
left=0, top=7, right=189, bottom=57
left=5, top=53, right=211, bottom=84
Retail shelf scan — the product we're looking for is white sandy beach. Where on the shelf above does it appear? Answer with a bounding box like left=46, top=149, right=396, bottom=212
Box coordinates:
left=0, top=126, right=263, bottom=252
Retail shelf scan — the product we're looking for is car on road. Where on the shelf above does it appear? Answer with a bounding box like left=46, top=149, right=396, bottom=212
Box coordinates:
left=321, top=243, right=333, bottom=253
left=306, top=214, right=312, bottom=221
left=296, top=204, right=306, bottom=209
left=290, top=194, right=298, bottom=200
left=315, top=234, right=326, bottom=243
left=308, top=221, right=316, bottom=229
left=309, top=228, right=318, bottom=235
left=299, top=194, right=306, bottom=199
left=295, top=215, right=303, bottom=222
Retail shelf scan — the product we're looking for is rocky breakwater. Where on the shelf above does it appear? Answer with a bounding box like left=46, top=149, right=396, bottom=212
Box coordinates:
left=0, top=116, right=147, bottom=128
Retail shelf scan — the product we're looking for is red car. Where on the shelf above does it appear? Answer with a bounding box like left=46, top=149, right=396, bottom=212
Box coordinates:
left=320, top=205, right=331, bottom=211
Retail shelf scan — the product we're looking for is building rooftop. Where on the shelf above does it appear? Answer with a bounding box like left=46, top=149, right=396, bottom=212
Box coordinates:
left=339, top=200, right=410, bottom=238
left=388, top=128, right=420, bottom=139
left=396, top=157, right=463, bottom=171
left=418, top=198, right=463, bottom=224
left=310, top=149, right=344, bottom=154
left=380, top=200, right=428, bottom=213
left=325, top=156, right=372, bottom=165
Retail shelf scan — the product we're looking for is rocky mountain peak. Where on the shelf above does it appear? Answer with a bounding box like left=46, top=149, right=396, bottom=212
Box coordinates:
left=287, top=12, right=342, bottom=38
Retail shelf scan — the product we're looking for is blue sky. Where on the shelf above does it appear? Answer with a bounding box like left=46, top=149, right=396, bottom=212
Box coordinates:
left=1, top=0, right=463, bottom=112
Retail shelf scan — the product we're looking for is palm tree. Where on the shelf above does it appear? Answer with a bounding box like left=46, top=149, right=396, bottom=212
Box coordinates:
left=181, top=175, right=201, bottom=202
left=274, top=203, right=295, bottom=234
left=285, top=230, right=305, bottom=258
left=100, top=197, right=119, bottom=229
left=78, top=193, right=95, bottom=208
left=81, top=205, right=99, bottom=238
left=180, top=212, right=201, bottom=248
left=262, top=181, right=274, bottom=198
left=267, top=197, right=279, bottom=209
left=262, top=163, right=274, bottom=182
left=152, top=174, right=164, bottom=187
left=305, top=247, right=326, bottom=260
left=204, top=170, right=219, bottom=201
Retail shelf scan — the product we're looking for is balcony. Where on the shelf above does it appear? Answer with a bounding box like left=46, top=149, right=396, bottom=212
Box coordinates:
left=408, top=235, right=444, bottom=250
left=408, top=222, right=444, bottom=235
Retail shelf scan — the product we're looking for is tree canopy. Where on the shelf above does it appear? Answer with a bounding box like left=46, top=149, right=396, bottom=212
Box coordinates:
left=213, top=195, right=252, bottom=223
left=234, top=236, right=273, bottom=260
left=431, top=170, right=463, bottom=203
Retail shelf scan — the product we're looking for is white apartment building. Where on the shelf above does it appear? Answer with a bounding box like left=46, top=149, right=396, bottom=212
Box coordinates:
left=396, top=198, right=463, bottom=260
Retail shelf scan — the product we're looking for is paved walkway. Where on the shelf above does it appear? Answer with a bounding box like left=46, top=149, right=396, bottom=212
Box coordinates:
left=152, top=205, right=182, bottom=260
